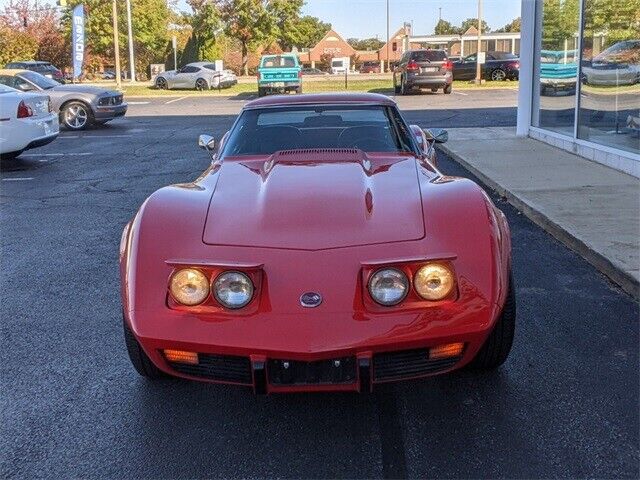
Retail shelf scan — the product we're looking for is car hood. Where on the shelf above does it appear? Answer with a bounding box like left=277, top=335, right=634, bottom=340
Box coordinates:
left=203, top=150, right=425, bottom=250
left=51, top=84, right=114, bottom=96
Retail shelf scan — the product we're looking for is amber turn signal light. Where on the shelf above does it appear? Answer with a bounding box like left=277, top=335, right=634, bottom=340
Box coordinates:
left=164, top=349, right=199, bottom=365
left=429, top=342, right=464, bottom=360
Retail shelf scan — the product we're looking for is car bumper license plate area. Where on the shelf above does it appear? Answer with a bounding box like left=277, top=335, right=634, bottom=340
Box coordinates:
left=267, top=356, right=356, bottom=386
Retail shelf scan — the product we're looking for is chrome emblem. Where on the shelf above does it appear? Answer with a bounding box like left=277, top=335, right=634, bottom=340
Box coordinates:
left=300, top=292, right=322, bottom=308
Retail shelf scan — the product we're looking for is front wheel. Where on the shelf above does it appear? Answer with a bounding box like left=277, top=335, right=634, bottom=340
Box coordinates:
left=443, top=84, right=452, bottom=94
left=123, top=315, right=166, bottom=379
left=195, top=78, right=208, bottom=91
left=155, top=77, right=168, bottom=89
left=469, top=272, right=516, bottom=369
left=491, top=68, right=507, bottom=81
left=61, top=101, right=91, bottom=130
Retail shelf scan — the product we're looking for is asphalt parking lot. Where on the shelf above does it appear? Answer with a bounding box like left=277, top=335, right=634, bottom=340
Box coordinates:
left=1, top=89, right=638, bottom=479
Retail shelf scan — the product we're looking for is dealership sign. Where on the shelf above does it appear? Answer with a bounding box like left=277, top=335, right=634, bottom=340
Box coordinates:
left=71, top=4, right=85, bottom=79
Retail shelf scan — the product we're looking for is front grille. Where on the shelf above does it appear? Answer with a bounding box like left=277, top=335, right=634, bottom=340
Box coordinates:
left=268, top=356, right=356, bottom=386
left=168, top=353, right=252, bottom=384
left=373, top=348, right=461, bottom=381
left=98, top=95, right=123, bottom=106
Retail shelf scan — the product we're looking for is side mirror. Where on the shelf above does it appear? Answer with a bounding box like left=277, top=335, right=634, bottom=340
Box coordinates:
left=18, top=83, right=35, bottom=92
left=198, top=134, right=216, bottom=151
left=423, top=128, right=448, bottom=144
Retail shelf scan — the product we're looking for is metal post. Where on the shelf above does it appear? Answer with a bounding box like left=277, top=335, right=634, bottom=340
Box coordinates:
left=386, top=0, right=389, bottom=73
left=172, top=35, right=178, bottom=70
left=112, top=0, right=121, bottom=89
left=125, top=0, right=135, bottom=82
left=474, top=0, right=483, bottom=82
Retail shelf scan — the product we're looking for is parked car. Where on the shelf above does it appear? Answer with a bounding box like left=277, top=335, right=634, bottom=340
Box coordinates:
left=120, top=92, right=515, bottom=393
left=582, top=40, right=640, bottom=86
left=155, top=62, right=226, bottom=90
left=101, top=70, right=126, bottom=80
left=359, top=61, right=381, bottom=74
left=0, top=69, right=127, bottom=130
left=393, top=49, right=453, bottom=94
left=0, top=83, right=59, bottom=160
left=330, top=57, right=350, bottom=74
left=301, top=67, right=329, bottom=76
left=218, top=69, right=238, bottom=88
left=257, top=54, right=302, bottom=97
left=452, top=51, right=520, bottom=81
left=5, top=60, right=65, bottom=83
left=539, top=50, right=579, bottom=95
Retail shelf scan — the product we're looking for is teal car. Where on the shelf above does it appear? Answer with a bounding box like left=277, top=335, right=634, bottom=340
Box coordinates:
left=257, top=54, right=302, bottom=97
left=540, top=49, right=578, bottom=95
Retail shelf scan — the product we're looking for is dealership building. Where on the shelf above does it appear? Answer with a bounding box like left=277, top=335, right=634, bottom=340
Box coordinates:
left=517, top=0, right=639, bottom=176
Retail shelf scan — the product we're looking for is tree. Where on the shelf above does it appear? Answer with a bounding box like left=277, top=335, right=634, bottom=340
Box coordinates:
left=495, top=17, right=521, bottom=33
left=292, top=15, right=330, bottom=48
left=218, top=0, right=274, bottom=75
left=459, top=18, right=490, bottom=34
left=267, top=0, right=302, bottom=50
left=434, top=19, right=457, bottom=35
left=185, top=0, right=222, bottom=62
left=347, top=37, right=384, bottom=51
left=0, top=25, right=38, bottom=65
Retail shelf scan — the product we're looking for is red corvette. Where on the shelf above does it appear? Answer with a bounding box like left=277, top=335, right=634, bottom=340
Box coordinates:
left=120, top=93, right=515, bottom=393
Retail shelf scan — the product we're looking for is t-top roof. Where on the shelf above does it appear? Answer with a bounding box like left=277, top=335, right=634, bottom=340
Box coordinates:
left=245, top=92, right=396, bottom=108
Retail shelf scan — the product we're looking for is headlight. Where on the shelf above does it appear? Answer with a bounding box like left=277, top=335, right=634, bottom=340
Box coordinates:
left=368, top=268, right=409, bottom=306
left=169, top=268, right=210, bottom=306
left=213, top=271, right=254, bottom=309
left=414, top=263, right=455, bottom=301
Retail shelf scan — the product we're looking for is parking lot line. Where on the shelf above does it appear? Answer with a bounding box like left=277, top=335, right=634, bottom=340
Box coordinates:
left=165, top=96, right=188, bottom=104
left=2, top=177, right=33, bottom=181
left=128, top=101, right=150, bottom=105
left=58, top=135, right=132, bottom=139
left=21, top=153, right=93, bottom=157
left=454, top=91, right=469, bottom=96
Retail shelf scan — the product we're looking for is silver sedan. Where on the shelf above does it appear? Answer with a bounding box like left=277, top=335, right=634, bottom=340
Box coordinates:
left=154, top=62, right=226, bottom=91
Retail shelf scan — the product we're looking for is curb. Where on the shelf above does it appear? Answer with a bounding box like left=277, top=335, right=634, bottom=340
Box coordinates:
left=438, top=144, right=640, bottom=300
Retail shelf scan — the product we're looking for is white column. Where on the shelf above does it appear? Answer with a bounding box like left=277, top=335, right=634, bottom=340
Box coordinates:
left=516, top=0, right=536, bottom=137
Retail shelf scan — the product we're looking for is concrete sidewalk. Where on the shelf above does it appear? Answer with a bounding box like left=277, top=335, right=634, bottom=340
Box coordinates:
left=438, top=127, right=640, bottom=299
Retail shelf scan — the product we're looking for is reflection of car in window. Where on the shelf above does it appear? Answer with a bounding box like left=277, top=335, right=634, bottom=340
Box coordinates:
left=539, top=49, right=579, bottom=95
left=582, top=40, right=640, bottom=86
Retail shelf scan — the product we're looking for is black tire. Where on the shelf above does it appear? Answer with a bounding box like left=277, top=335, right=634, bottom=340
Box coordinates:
left=61, top=101, right=92, bottom=130
left=195, top=78, right=208, bottom=91
left=258, top=87, right=266, bottom=97
left=491, top=68, right=507, bottom=81
left=393, top=76, right=401, bottom=94
left=431, top=88, right=438, bottom=93
left=400, top=77, right=409, bottom=95
left=469, top=272, right=516, bottom=369
left=155, top=76, right=168, bottom=89
left=123, top=315, right=166, bottom=379
left=0, top=150, right=23, bottom=160
left=443, top=84, right=452, bottom=94
left=296, top=85, right=303, bottom=94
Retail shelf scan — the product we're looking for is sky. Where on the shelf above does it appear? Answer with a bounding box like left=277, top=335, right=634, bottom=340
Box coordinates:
left=173, top=0, right=522, bottom=39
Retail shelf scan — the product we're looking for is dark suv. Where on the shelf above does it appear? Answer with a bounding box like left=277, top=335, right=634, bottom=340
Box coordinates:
left=5, top=61, right=65, bottom=83
left=393, top=49, right=453, bottom=94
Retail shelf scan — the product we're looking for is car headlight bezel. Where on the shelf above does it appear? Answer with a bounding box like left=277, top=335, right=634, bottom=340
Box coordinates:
left=168, top=268, right=210, bottom=306
left=368, top=267, right=410, bottom=306
left=212, top=270, right=255, bottom=309
left=413, top=262, right=456, bottom=301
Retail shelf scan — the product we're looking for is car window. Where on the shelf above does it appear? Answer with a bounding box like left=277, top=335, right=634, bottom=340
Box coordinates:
left=203, top=64, right=219, bottom=71
left=412, top=50, right=447, bottom=62
left=262, top=56, right=297, bottom=68
left=0, top=83, right=17, bottom=93
left=223, top=105, right=414, bottom=156
left=465, top=53, right=477, bottom=62
left=0, top=75, right=18, bottom=88
left=181, top=66, right=200, bottom=73
left=19, top=71, right=58, bottom=89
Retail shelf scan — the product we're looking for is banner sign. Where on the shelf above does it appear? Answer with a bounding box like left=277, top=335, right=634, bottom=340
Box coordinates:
left=71, top=4, right=85, bottom=78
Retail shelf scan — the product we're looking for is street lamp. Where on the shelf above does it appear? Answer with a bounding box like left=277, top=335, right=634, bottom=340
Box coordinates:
left=386, top=0, right=389, bottom=73
left=473, top=0, right=484, bottom=84
left=112, top=0, right=121, bottom=89
left=125, top=0, right=135, bottom=82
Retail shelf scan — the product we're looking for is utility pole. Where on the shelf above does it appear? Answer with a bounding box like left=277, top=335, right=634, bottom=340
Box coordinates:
left=439, top=7, right=442, bottom=21
left=125, top=0, right=135, bottom=82
left=112, top=0, right=121, bottom=89
left=386, top=0, right=389, bottom=73
left=474, top=0, right=483, bottom=83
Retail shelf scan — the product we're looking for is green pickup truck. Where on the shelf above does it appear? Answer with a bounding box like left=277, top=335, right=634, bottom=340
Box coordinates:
left=257, top=54, right=302, bottom=97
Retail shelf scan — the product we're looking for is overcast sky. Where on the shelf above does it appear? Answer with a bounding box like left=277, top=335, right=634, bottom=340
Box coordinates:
left=170, top=0, right=521, bottom=38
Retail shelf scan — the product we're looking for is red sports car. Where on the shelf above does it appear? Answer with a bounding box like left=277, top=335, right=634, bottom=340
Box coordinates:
left=120, top=93, right=515, bottom=393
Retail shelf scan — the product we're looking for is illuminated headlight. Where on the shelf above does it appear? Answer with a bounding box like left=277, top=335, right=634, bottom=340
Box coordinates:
left=169, top=268, right=210, bottom=306
left=414, top=263, right=455, bottom=301
left=213, top=271, right=254, bottom=309
left=368, top=268, right=409, bottom=306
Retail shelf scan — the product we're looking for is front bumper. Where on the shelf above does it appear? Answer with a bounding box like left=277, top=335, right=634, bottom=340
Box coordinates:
left=94, top=103, right=128, bottom=120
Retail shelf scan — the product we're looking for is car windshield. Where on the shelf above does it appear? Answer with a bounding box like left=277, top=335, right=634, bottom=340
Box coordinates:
left=262, top=56, right=296, bottom=68
left=20, top=71, right=59, bottom=89
left=222, top=105, right=414, bottom=156
left=413, top=50, right=447, bottom=62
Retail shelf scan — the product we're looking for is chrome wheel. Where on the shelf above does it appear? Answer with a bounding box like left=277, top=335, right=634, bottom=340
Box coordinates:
left=63, top=103, right=89, bottom=130
left=195, top=78, right=207, bottom=91
left=156, top=77, right=167, bottom=89
left=491, top=69, right=506, bottom=81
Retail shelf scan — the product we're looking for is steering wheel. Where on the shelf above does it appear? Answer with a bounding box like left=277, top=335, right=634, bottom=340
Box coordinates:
left=344, top=136, right=391, bottom=151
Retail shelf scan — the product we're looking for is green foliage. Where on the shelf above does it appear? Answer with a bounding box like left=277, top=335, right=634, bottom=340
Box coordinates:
left=540, top=0, right=579, bottom=50
left=0, top=26, right=38, bottom=65
left=434, top=19, right=458, bottom=35
left=582, top=0, right=640, bottom=47
left=495, top=17, right=521, bottom=33
left=347, top=37, right=385, bottom=51
left=293, top=16, right=331, bottom=48
left=459, top=18, right=491, bottom=34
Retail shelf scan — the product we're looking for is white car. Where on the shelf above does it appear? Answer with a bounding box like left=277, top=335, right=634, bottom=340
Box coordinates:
left=154, top=62, right=226, bottom=91
left=0, top=83, right=59, bottom=160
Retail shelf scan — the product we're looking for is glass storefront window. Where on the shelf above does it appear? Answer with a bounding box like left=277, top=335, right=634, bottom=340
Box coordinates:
left=532, top=0, right=581, bottom=135
left=577, top=0, right=640, bottom=155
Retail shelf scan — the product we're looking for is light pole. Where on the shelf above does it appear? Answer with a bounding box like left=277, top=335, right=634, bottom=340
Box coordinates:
left=125, top=0, right=135, bottom=82
left=112, top=0, right=121, bottom=89
left=386, top=0, right=389, bottom=72
left=474, top=0, right=483, bottom=83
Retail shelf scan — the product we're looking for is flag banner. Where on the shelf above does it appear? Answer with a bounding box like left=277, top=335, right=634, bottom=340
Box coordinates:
left=72, top=4, right=85, bottom=79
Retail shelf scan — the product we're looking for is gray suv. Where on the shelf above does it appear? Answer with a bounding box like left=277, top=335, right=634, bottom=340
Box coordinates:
left=393, top=49, right=453, bottom=95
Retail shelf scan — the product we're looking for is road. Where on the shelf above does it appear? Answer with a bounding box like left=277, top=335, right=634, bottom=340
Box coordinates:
left=1, top=90, right=638, bottom=479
